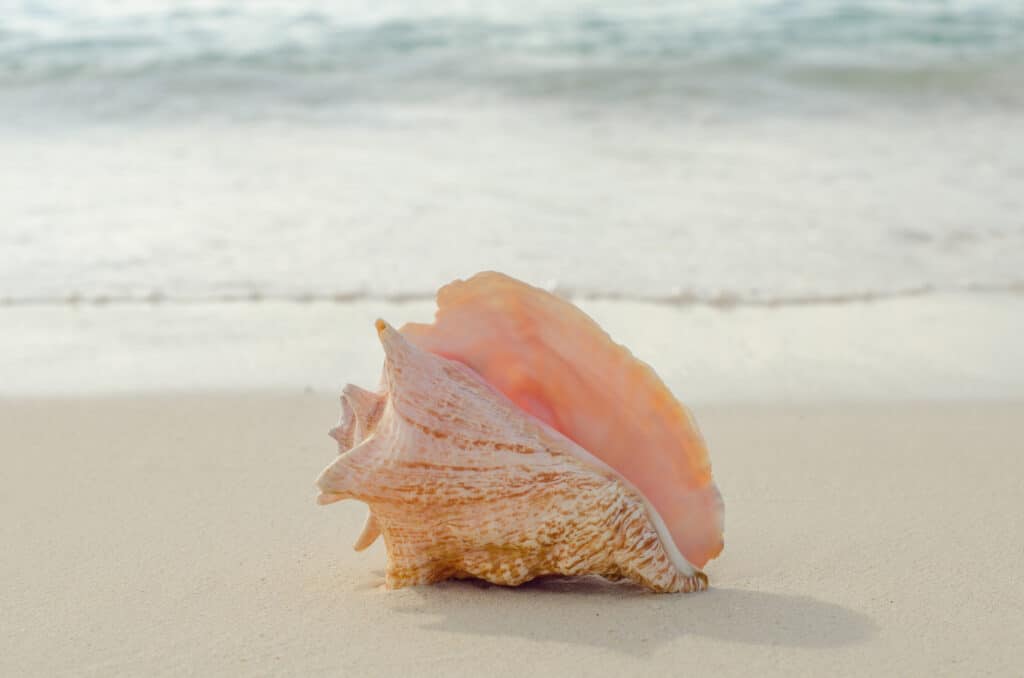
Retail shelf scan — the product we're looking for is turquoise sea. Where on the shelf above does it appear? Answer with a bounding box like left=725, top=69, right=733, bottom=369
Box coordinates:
left=1, top=0, right=1022, bottom=306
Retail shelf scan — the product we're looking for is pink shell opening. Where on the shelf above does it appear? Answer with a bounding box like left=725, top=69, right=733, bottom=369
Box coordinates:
left=401, top=271, right=724, bottom=568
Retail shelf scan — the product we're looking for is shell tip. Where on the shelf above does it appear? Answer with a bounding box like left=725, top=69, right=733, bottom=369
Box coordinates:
left=353, top=512, right=382, bottom=551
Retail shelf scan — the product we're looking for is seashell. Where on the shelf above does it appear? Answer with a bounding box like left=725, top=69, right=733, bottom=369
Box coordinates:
left=401, top=272, right=725, bottom=569
left=317, top=272, right=723, bottom=592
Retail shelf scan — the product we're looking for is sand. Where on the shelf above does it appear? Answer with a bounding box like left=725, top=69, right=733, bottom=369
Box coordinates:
left=2, top=394, right=1022, bottom=676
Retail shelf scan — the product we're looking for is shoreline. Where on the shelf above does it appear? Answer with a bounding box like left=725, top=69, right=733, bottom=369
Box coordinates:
left=3, top=292, right=1022, bottom=401
left=3, top=394, right=1021, bottom=676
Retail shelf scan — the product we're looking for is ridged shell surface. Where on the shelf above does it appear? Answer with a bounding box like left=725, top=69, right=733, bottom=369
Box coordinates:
left=317, top=320, right=709, bottom=593
left=402, top=272, right=724, bottom=567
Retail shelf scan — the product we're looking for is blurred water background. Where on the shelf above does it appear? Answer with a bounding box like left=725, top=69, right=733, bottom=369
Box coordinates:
left=2, top=0, right=1022, bottom=305
left=1, top=1, right=1023, bottom=396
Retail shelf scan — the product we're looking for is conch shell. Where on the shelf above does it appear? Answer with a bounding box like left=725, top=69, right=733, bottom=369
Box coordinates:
left=317, top=272, right=723, bottom=592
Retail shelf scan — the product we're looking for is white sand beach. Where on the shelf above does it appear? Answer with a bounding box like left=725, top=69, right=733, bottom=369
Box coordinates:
left=3, top=391, right=1022, bottom=676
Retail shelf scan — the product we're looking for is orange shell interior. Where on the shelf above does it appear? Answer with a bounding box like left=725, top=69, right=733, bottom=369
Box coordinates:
left=401, top=271, right=724, bottom=568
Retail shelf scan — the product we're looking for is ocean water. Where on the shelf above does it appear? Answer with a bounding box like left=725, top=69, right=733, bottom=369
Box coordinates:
left=3, top=1, right=1023, bottom=102
left=1, top=0, right=1023, bottom=307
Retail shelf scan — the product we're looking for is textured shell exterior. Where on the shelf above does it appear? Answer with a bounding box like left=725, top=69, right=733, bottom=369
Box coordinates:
left=401, top=272, right=724, bottom=568
left=317, top=321, right=708, bottom=593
